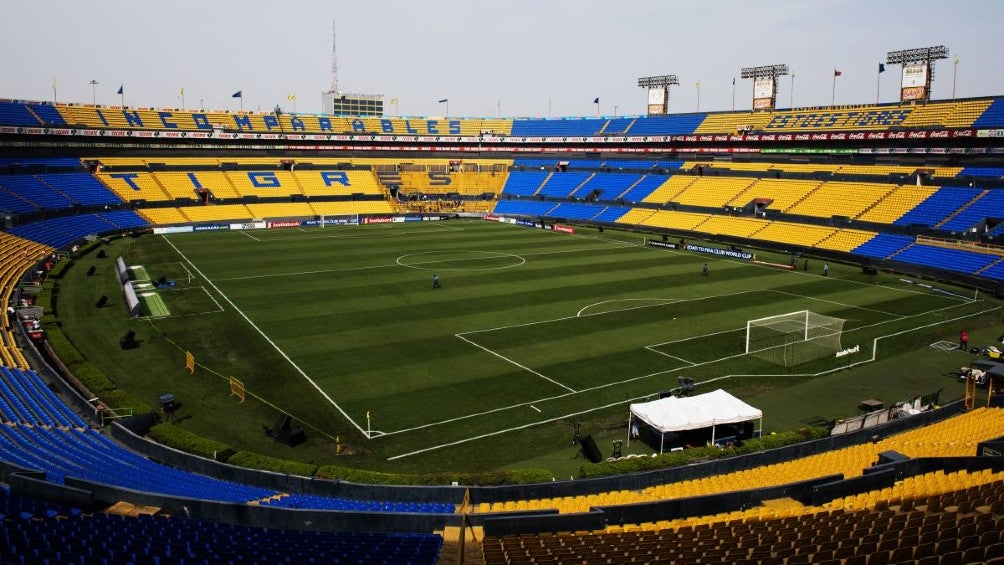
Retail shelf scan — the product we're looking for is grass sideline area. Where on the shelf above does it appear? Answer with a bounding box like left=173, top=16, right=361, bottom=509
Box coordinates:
left=53, top=220, right=1003, bottom=476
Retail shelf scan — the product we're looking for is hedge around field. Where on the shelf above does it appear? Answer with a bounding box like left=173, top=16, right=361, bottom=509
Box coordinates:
left=578, top=427, right=830, bottom=478
left=315, top=464, right=553, bottom=486
left=148, top=423, right=234, bottom=460
left=42, top=327, right=85, bottom=367
left=227, top=451, right=318, bottom=478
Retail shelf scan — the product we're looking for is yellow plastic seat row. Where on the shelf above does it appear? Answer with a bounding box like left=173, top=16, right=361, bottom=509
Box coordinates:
left=497, top=408, right=1004, bottom=515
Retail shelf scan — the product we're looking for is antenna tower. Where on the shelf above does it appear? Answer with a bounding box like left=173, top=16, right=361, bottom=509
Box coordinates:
left=330, top=21, right=340, bottom=94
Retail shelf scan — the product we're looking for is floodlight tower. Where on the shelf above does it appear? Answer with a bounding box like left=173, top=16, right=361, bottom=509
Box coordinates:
left=739, top=64, right=789, bottom=111
left=886, top=45, right=949, bottom=103
left=637, top=75, right=679, bottom=115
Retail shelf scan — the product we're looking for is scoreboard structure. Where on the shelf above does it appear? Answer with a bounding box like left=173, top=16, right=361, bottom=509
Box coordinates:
left=638, top=75, right=680, bottom=115
left=740, top=64, right=789, bottom=112
left=886, top=46, right=949, bottom=103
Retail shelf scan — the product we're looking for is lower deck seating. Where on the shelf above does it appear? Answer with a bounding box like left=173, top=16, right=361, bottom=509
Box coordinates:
left=890, top=244, right=1000, bottom=275
left=6, top=211, right=149, bottom=248
left=0, top=488, right=443, bottom=565
left=0, top=369, right=454, bottom=513
left=484, top=475, right=1004, bottom=565
left=851, top=233, right=915, bottom=259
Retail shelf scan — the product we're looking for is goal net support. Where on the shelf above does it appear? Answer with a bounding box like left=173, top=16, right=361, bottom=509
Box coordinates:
left=745, top=310, right=845, bottom=367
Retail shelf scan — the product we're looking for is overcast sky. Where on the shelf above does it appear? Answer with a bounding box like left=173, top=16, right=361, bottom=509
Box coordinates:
left=2, top=0, right=1003, bottom=118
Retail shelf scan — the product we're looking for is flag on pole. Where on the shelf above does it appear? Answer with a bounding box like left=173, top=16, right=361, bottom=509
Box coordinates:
left=389, top=97, right=398, bottom=104
left=732, top=77, right=735, bottom=85
left=117, top=84, right=124, bottom=95
left=695, top=81, right=701, bottom=88
left=232, top=90, right=242, bottom=98
left=287, top=93, right=296, bottom=101
left=52, top=78, right=57, bottom=91
left=834, top=69, right=842, bottom=77
left=954, top=56, right=960, bottom=65
left=592, top=97, right=599, bottom=104
left=178, top=87, right=185, bottom=97
left=438, top=98, right=448, bottom=103
left=878, top=63, right=885, bottom=73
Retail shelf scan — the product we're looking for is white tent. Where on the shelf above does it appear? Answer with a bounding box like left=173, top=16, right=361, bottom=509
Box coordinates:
left=629, top=389, right=763, bottom=453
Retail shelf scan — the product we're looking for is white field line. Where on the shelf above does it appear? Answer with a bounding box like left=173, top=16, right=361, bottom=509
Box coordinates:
left=160, top=235, right=369, bottom=437
left=545, top=222, right=939, bottom=299
left=643, top=348, right=697, bottom=365
left=575, top=298, right=683, bottom=318
left=239, top=231, right=260, bottom=242
left=461, top=289, right=763, bottom=337
left=214, top=243, right=627, bottom=282
left=216, top=263, right=398, bottom=282
left=261, top=223, right=468, bottom=242
left=385, top=300, right=994, bottom=460
left=454, top=333, right=576, bottom=393
left=685, top=306, right=1002, bottom=392
left=767, top=288, right=907, bottom=318
left=178, top=262, right=194, bottom=283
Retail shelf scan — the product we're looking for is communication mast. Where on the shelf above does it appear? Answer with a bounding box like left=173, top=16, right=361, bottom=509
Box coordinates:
left=321, top=21, right=384, bottom=116
left=330, top=20, right=340, bottom=95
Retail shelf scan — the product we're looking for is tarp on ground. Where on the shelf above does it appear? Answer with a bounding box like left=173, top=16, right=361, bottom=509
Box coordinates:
left=630, top=389, right=762, bottom=433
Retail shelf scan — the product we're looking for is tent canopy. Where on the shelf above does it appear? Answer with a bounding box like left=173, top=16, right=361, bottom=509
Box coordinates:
left=630, top=389, right=762, bottom=433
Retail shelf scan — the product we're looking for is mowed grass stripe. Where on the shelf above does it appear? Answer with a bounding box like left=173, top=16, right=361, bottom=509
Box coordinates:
left=154, top=222, right=976, bottom=450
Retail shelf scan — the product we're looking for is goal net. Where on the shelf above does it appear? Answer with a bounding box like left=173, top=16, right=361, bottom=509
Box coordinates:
left=745, top=310, right=845, bottom=367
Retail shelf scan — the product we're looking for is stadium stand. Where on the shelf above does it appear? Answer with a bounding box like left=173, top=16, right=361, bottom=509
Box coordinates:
left=484, top=474, right=1004, bottom=565
left=973, top=97, right=1004, bottom=128
left=855, top=185, right=938, bottom=224
left=890, top=244, right=1001, bottom=276
left=6, top=211, right=148, bottom=248
left=960, top=167, right=1004, bottom=179
left=0, top=367, right=454, bottom=514
left=852, top=233, right=916, bottom=259
left=477, top=408, right=1004, bottom=515
left=785, top=181, right=896, bottom=219
left=0, top=175, right=74, bottom=210
left=938, top=189, right=1004, bottom=232
left=536, top=172, right=592, bottom=198
left=894, top=186, right=984, bottom=228
left=3, top=96, right=1002, bottom=138
left=727, top=178, right=822, bottom=212
left=500, top=171, right=551, bottom=197
left=0, top=487, right=443, bottom=564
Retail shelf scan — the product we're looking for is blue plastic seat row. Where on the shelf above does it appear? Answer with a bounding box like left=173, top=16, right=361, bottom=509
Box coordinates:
left=0, top=506, right=443, bottom=564
left=262, top=492, right=454, bottom=514
left=7, top=211, right=149, bottom=248
left=889, top=244, right=1000, bottom=275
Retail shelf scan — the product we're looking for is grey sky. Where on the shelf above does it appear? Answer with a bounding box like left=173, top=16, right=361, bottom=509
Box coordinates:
left=3, top=0, right=1003, bottom=118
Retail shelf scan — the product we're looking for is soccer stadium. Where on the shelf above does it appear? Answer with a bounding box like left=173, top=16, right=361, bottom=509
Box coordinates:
left=4, top=4, right=1004, bottom=564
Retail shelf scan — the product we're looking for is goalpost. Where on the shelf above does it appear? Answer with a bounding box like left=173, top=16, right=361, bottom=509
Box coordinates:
left=745, top=310, right=845, bottom=367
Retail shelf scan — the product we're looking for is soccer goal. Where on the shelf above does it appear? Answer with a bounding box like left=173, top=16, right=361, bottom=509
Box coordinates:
left=745, top=310, right=845, bottom=367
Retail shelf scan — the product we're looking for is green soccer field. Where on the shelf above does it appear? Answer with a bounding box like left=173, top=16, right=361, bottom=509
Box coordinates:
left=57, top=220, right=1003, bottom=474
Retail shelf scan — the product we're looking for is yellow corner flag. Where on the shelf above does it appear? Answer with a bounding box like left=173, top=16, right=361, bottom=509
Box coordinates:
left=287, top=93, right=296, bottom=101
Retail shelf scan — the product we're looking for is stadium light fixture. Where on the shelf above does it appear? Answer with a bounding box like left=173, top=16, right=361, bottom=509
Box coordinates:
left=886, top=45, right=949, bottom=80
left=739, top=64, right=789, bottom=80
left=638, top=75, right=679, bottom=115
left=637, top=75, right=679, bottom=88
left=739, top=64, right=789, bottom=111
left=886, top=45, right=949, bottom=102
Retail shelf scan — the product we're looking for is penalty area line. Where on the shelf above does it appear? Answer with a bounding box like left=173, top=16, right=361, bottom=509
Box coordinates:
left=455, top=333, right=576, bottom=393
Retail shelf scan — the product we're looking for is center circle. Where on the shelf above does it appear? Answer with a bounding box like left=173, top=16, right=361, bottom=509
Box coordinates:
left=396, top=250, right=526, bottom=271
